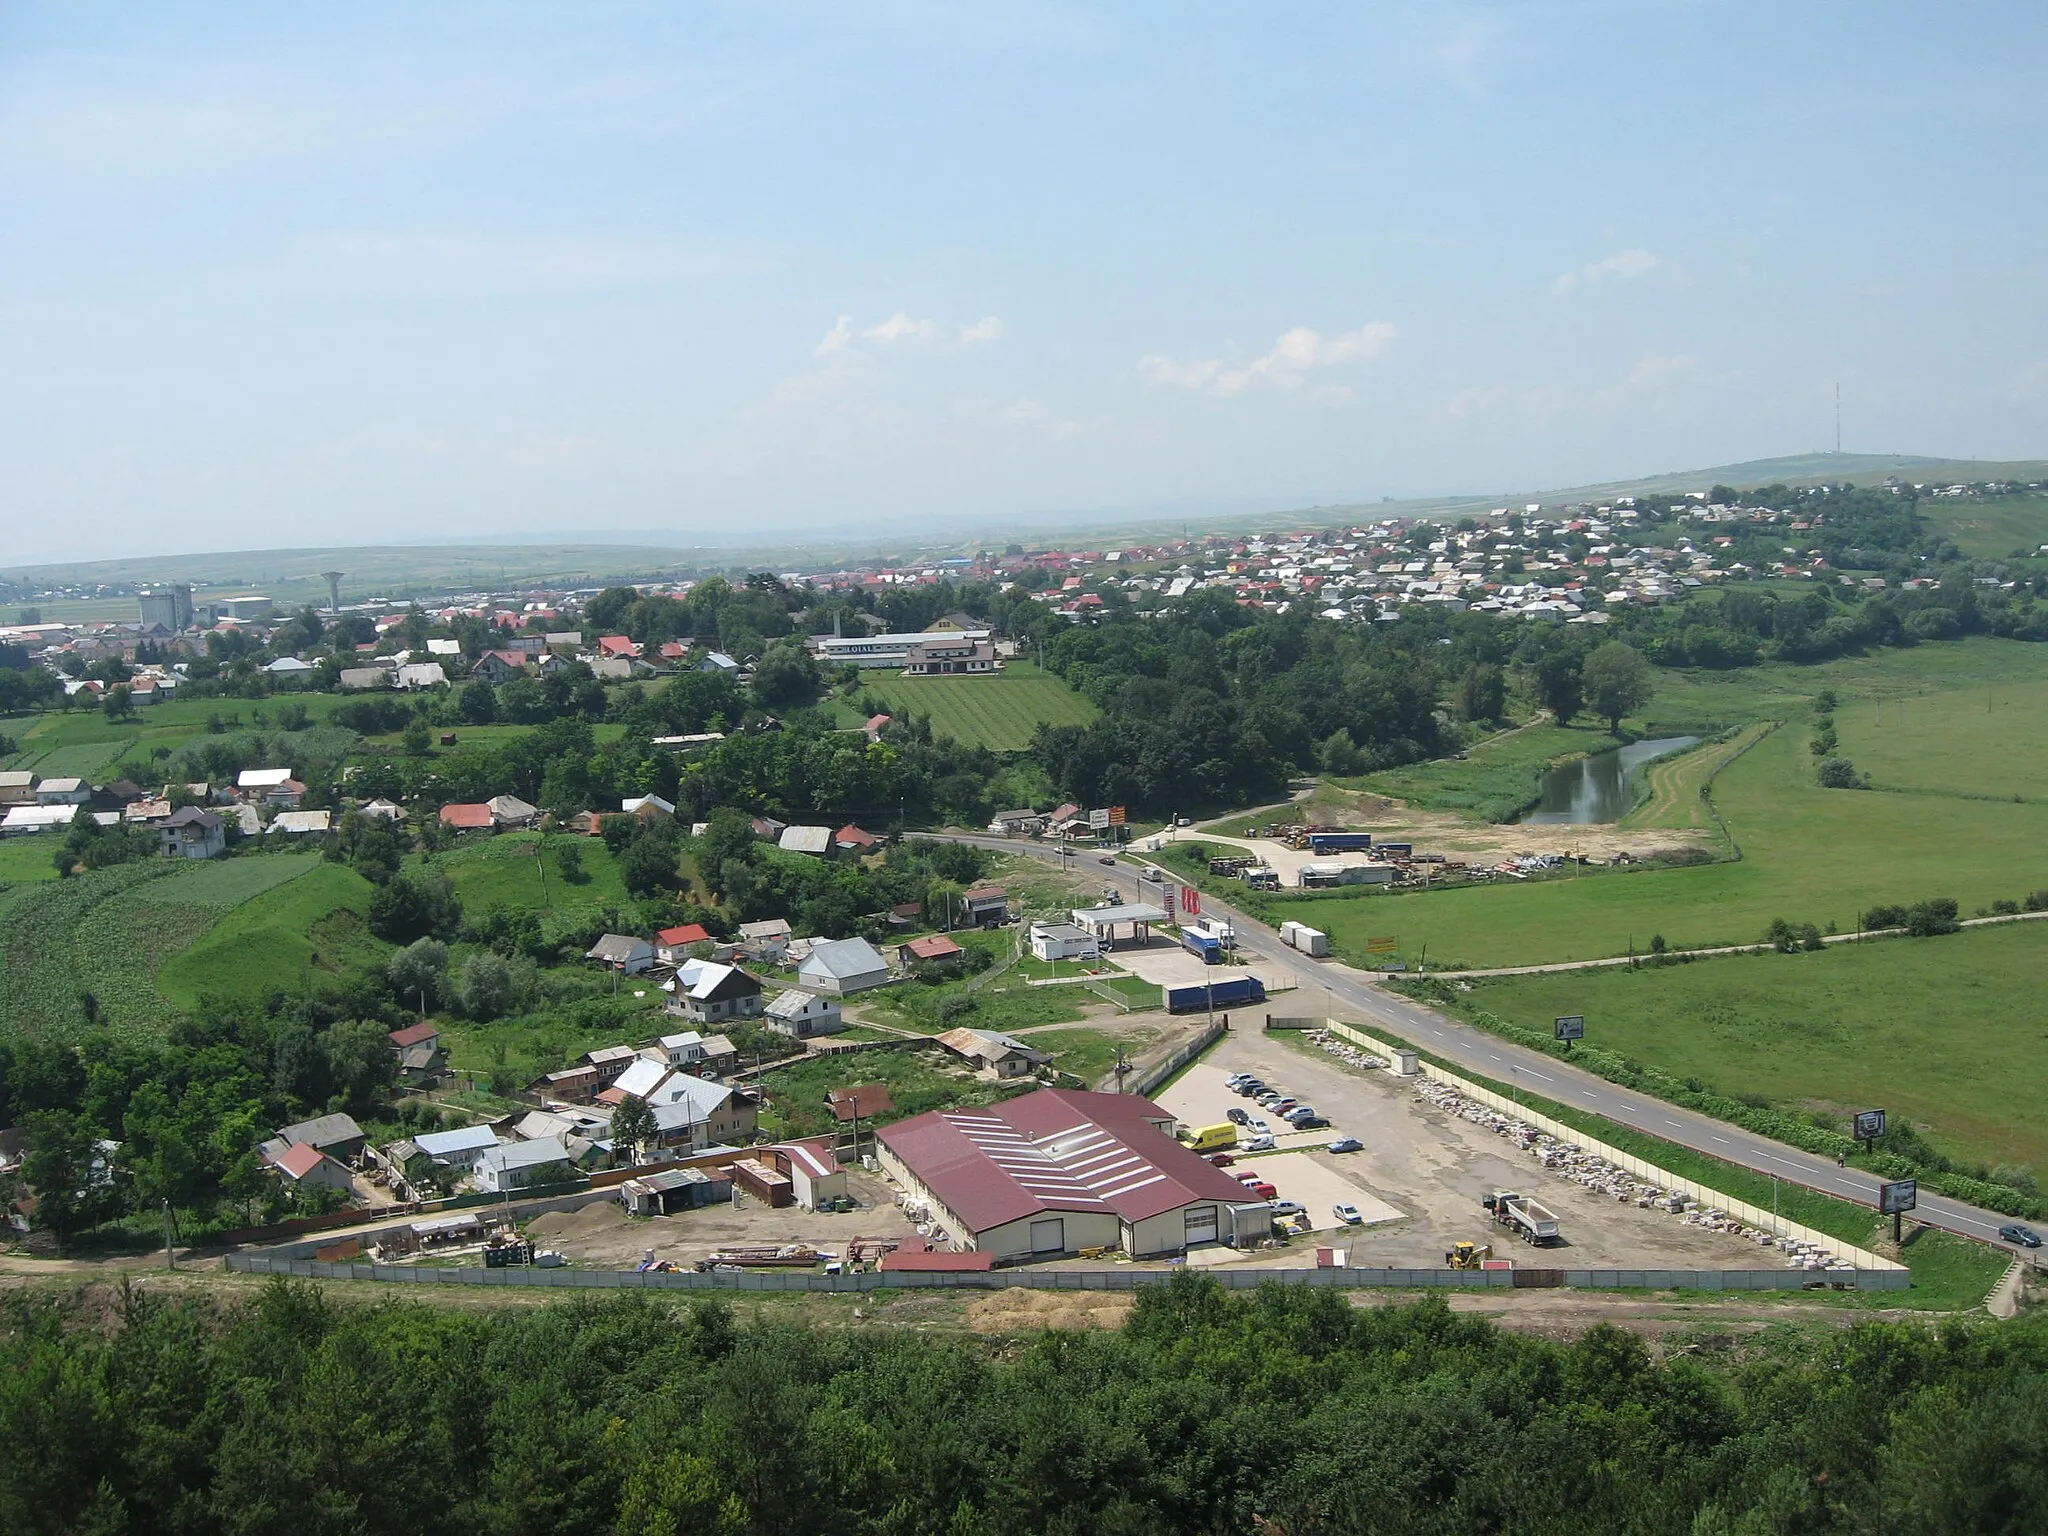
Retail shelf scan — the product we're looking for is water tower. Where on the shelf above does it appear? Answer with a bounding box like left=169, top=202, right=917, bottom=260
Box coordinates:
left=321, top=570, right=345, bottom=615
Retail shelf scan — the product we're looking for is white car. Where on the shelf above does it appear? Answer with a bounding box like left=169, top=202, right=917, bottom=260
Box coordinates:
left=1333, top=1203, right=1362, bottom=1225
left=1248, top=1118, right=1272, bottom=1136
left=1242, top=1134, right=1276, bottom=1152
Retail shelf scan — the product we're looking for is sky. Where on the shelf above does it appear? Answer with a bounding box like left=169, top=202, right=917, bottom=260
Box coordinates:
left=3, top=2, right=2045, bottom=565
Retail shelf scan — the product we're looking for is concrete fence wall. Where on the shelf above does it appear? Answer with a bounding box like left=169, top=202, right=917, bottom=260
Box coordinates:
left=1127, top=1020, right=1228, bottom=1098
left=226, top=1253, right=1907, bottom=1292
left=1314, top=1020, right=1902, bottom=1272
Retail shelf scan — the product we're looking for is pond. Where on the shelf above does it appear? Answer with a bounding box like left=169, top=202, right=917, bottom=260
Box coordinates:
left=1519, top=736, right=1700, bottom=825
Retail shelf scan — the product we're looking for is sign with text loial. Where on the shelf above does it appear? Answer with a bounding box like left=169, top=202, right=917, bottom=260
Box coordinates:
left=1088, top=808, right=1111, bottom=830
left=1553, top=1015, right=1585, bottom=1042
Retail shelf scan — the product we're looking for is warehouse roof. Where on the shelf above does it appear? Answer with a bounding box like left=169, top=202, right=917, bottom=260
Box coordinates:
left=877, top=1088, right=1249, bottom=1235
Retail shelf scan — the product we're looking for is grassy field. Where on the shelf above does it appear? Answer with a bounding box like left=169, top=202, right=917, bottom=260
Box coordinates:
left=422, top=830, right=631, bottom=913
left=1457, top=921, right=2048, bottom=1175
left=1343, top=722, right=1628, bottom=823
left=2, top=694, right=359, bottom=778
left=863, top=661, right=1096, bottom=751
left=158, top=861, right=380, bottom=1010
left=0, top=835, right=62, bottom=886
left=1281, top=723, right=2048, bottom=970
left=754, top=1046, right=1023, bottom=1141
left=1837, top=676, right=2048, bottom=801
left=1922, top=493, right=2048, bottom=558
left=1, top=855, right=325, bottom=1039
left=1619, top=726, right=1764, bottom=835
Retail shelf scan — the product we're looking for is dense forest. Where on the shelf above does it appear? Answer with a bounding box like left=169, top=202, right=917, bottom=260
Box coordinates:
left=2, top=1274, right=2043, bottom=1535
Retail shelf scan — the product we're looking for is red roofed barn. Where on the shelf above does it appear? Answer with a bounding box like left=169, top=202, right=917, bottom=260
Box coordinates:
left=875, top=1088, right=1262, bottom=1262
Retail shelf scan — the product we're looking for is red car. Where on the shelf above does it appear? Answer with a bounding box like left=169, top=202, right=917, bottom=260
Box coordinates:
left=1206, top=1152, right=1236, bottom=1167
left=1235, top=1176, right=1278, bottom=1200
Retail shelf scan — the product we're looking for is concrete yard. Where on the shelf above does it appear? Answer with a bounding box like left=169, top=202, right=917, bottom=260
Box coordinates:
left=1098, top=936, right=1275, bottom=993
left=1194, top=1025, right=1791, bottom=1271
left=525, top=1168, right=919, bottom=1270
left=1156, top=1061, right=1340, bottom=1151
left=1250, top=1150, right=1404, bottom=1232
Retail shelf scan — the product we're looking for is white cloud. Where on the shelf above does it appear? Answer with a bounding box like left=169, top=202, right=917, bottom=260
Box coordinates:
left=1140, top=322, right=1396, bottom=397
left=1554, top=248, right=1660, bottom=296
left=863, top=310, right=942, bottom=344
left=814, top=315, right=855, bottom=357
left=960, top=316, right=1005, bottom=345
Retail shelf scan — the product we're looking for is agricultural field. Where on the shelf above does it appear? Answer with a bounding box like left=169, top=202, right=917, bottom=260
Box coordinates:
left=1, top=854, right=324, bottom=1040
left=863, top=661, right=1096, bottom=751
left=1453, top=920, right=2048, bottom=1178
left=1834, top=676, right=2048, bottom=801
left=351, top=721, right=631, bottom=753
left=0, top=835, right=63, bottom=886
left=1, top=693, right=358, bottom=778
left=1618, top=725, right=1765, bottom=835
left=157, top=860, right=379, bottom=1011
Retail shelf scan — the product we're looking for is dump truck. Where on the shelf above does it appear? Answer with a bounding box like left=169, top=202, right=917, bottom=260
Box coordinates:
left=1484, top=1190, right=1562, bottom=1246
left=1445, top=1240, right=1493, bottom=1269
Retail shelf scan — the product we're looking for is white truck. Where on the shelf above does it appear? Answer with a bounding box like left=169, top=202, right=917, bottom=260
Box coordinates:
left=1279, top=921, right=1329, bottom=958
left=1484, top=1190, right=1562, bottom=1246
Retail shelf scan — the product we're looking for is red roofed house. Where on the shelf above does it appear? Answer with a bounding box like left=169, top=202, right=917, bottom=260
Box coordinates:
left=863, top=713, right=892, bottom=741
left=875, top=1088, right=1264, bottom=1262
left=439, top=803, right=494, bottom=832
left=763, top=1139, right=846, bottom=1211
left=898, top=933, right=964, bottom=967
left=597, top=635, right=639, bottom=659
left=471, top=649, right=530, bottom=684
left=388, top=1022, right=440, bottom=1051
left=834, top=823, right=880, bottom=854
left=272, top=1140, right=355, bottom=1195
left=654, top=923, right=713, bottom=965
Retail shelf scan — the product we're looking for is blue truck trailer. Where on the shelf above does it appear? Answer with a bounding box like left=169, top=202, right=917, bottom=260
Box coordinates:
left=1163, top=976, right=1266, bottom=1013
left=1180, top=929, right=1224, bottom=963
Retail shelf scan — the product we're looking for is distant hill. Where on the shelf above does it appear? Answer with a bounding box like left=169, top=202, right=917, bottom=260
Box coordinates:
left=7, top=453, right=2044, bottom=593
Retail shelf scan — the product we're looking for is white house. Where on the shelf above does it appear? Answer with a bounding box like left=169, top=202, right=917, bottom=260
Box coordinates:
left=473, top=1135, right=573, bottom=1193
left=157, top=807, right=225, bottom=860
left=34, top=776, right=91, bottom=806
left=797, top=936, right=892, bottom=995
left=764, top=988, right=845, bottom=1039
left=411, top=1124, right=502, bottom=1171
left=738, top=918, right=792, bottom=960
left=1029, top=922, right=1101, bottom=963
left=777, top=825, right=834, bottom=857
left=395, top=662, right=449, bottom=690
left=263, top=656, right=316, bottom=678
left=585, top=933, right=654, bottom=974
left=665, top=961, right=764, bottom=1024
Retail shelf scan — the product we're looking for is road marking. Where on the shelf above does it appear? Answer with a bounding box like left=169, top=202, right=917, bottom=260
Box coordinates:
left=1711, top=1135, right=1731, bottom=1144
left=1664, top=1120, right=1683, bottom=1129
left=1579, top=1091, right=1598, bottom=1101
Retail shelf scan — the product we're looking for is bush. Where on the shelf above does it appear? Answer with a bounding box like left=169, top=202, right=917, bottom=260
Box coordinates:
left=1815, top=756, right=1862, bottom=788
left=1905, top=897, right=1960, bottom=937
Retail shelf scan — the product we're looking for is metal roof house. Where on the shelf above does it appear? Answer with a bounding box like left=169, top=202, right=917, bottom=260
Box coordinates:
left=797, top=936, right=892, bottom=995
left=585, top=934, right=655, bottom=974
left=777, top=824, right=834, bottom=857
left=875, top=1089, right=1264, bottom=1262
left=765, top=988, right=845, bottom=1038
left=411, top=1124, right=502, bottom=1170
left=474, top=1135, right=574, bottom=1194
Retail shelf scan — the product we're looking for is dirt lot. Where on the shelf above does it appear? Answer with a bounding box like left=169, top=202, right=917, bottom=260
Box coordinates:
left=526, top=1168, right=919, bottom=1269
left=1187, top=1025, right=1790, bottom=1272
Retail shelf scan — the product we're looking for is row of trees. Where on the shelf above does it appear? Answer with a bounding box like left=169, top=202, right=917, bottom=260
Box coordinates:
left=1, top=1273, right=2042, bottom=1534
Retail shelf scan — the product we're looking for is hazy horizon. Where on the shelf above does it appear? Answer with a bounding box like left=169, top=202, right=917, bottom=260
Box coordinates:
left=5, top=3, right=2044, bottom=565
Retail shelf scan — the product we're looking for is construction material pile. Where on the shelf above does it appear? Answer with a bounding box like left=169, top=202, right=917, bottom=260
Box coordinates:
left=1403, top=1074, right=1857, bottom=1274
left=1307, top=1031, right=1383, bottom=1071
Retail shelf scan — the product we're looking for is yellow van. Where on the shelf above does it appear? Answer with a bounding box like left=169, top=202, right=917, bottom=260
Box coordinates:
left=1180, top=1122, right=1239, bottom=1154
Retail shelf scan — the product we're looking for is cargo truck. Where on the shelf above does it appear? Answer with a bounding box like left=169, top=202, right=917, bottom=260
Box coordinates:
left=1163, top=976, right=1266, bottom=1013
left=1483, top=1190, right=1561, bottom=1245
left=1280, top=923, right=1329, bottom=958
left=1180, top=929, right=1223, bottom=963
left=1307, top=831, right=1374, bottom=855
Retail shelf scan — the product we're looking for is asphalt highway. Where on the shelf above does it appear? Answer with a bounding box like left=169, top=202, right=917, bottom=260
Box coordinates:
left=954, top=833, right=2039, bottom=1261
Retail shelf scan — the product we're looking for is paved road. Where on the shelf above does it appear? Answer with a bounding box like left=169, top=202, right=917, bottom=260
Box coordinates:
left=960, top=834, right=2040, bottom=1263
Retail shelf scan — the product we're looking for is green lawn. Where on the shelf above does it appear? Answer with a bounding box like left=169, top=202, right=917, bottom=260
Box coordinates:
left=1457, top=921, right=2048, bottom=1175
left=2, top=854, right=325, bottom=1040
left=158, top=860, right=380, bottom=1010
left=1837, top=676, right=2048, bottom=801
left=0, top=835, right=62, bottom=886
left=3, top=693, right=359, bottom=778
left=754, top=1046, right=1024, bottom=1141
left=863, top=662, right=1097, bottom=751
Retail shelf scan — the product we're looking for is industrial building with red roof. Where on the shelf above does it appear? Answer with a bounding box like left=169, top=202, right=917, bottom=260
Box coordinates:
left=874, top=1088, right=1267, bottom=1263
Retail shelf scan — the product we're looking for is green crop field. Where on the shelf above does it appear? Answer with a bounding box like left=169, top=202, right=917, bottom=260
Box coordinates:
left=1836, top=676, right=2048, bottom=800
left=1455, top=920, right=2048, bottom=1176
left=1, top=855, right=324, bottom=1040
left=0, top=836, right=62, bottom=886
left=2, top=693, right=358, bottom=778
left=863, top=662, right=1096, bottom=751
left=158, top=861, right=380, bottom=1010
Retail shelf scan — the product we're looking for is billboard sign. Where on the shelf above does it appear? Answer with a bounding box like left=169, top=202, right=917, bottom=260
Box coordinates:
left=1088, top=808, right=1111, bottom=830
left=1106, top=805, right=1127, bottom=825
left=1878, top=1179, right=1917, bottom=1216
left=1364, top=935, right=1399, bottom=956
left=1852, top=1108, right=1887, bottom=1142
left=1553, top=1015, right=1585, bottom=1042
left=1161, top=885, right=1177, bottom=919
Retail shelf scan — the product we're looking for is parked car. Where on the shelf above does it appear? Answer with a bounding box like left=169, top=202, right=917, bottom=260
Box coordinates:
left=1326, top=1137, right=1363, bottom=1154
left=1226, top=1108, right=1250, bottom=1126
left=1290, top=1115, right=1329, bottom=1130
left=1247, top=1119, right=1271, bottom=1135
left=1255, top=1091, right=1283, bottom=1107
left=1282, top=1105, right=1317, bottom=1124
left=1270, top=1098, right=1298, bottom=1114
left=1206, top=1152, right=1236, bottom=1168
left=1237, top=1178, right=1278, bottom=1200
left=1333, top=1202, right=1362, bottom=1224
left=1268, top=1200, right=1306, bottom=1217
left=1241, top=1134, right=1275, bottom=1152
left=2001, top=1223, right=2043, bottom=1248
left=1225, top=1073, right=1254, bottom=1088
left=1235, top=1080, right=1266, bottom=1096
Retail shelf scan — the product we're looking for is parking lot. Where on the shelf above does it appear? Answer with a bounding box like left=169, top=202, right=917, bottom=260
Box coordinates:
left=1155, top=1062, right=1332, bottom=1151
left=1185, top=1025, right=1788, bottom=1271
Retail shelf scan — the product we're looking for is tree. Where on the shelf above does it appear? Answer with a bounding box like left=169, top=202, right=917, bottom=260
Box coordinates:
left=20, top=1109, right=116, bottom=1243
left=1533, top=650, right=1584, bottom=726
left=457, top=950, right=535, bottom=1021
left=554, top=839, right=587, bottom=884
left=1581, top=642, right=1654, bottom=733
left=101, top=684, right=134, bottom=722
left=1816, top=757, right=1862, bottom=789
left=387, top=938, right=450, bottom=1015
left=458, top=680, right=499, bottom=724
left=1455, top=663, right=1506, bottom=724
left=402, top=719, right=432, bottom=757
left=749, top=641, right=821, bottom=710
left=620, top=827, right=684, bottom=897
left=609, top=1095, right=657, bottom=1165
left=369, top=872, right=462, bottom=943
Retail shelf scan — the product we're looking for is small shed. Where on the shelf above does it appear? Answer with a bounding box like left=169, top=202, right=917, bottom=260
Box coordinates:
left=729, top=1157, right=794, bottom=1208
left=767, top=1140, right=847, bottom=1211
left=618, top=1166, right=722, bottom=1216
